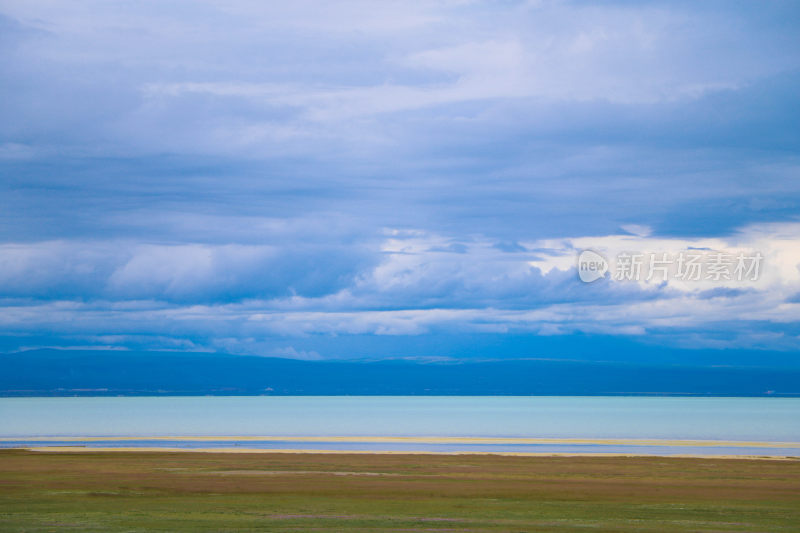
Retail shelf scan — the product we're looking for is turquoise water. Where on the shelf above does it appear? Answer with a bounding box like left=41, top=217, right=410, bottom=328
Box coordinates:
left=1, top=396, right=798, bottom=442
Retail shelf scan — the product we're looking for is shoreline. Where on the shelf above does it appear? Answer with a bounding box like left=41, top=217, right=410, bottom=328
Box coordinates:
left=12, top=446, right=799, bottom=460
left=2, top=435, right=799, bottom=448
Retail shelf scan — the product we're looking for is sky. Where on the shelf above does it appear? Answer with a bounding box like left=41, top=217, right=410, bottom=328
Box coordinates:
left=1, top=0, right=799, bottom=364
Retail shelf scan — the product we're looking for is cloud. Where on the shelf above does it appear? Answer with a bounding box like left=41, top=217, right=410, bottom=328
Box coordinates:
left=0, top=240, right=374, bottom=302
left=0, top=221, right=798, bottom=354
left=0, top=1, right=799, bottom=358
left=2, top=0, right=798, bottom=158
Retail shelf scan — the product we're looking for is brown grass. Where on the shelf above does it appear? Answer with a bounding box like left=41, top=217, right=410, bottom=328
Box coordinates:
left=1, top=450, right=799, bottom=531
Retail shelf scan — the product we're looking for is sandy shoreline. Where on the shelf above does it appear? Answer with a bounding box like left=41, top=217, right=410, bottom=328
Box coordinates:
left=13, top=446, right=798, bottom=460
left=7, top=436, right=800, bottom=458
left=2, top=435, right=799, bottom=448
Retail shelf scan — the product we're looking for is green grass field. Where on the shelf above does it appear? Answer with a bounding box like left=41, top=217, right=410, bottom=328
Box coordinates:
left=1, top=450, right=799, bottom=532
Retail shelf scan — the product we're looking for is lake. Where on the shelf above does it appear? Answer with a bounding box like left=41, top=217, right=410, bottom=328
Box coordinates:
left=1, top=396, right=798, bottom=456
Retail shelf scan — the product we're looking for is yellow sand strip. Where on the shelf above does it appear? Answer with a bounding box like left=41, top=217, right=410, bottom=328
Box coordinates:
left=22, top=446, right=800, bottom=460
left=3, top=436, right=799, bottom=448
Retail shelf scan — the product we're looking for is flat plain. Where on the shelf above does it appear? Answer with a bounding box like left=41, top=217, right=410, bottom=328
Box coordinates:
left=1, top=449, right=799, bottom=532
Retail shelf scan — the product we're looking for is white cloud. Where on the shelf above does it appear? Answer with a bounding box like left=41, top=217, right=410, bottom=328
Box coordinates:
left=1, top=1, right=799, bottom=356
left=527, top=221, right=800, bottom=293
left=0, top=221, right=798, bottom=351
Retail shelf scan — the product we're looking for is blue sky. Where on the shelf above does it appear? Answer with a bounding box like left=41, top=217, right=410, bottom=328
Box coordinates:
left=1, top=0, right=799, bottom=362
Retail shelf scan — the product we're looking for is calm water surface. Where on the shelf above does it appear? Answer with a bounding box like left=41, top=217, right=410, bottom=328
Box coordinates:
left=1, top=396, right=798, bottom=442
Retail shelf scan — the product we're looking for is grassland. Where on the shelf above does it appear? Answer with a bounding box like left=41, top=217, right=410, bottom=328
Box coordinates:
left=1, top=450, right=799, bottom=532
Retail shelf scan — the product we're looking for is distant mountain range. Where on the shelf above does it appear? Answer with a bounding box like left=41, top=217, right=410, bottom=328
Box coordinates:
left=1, top=349, right=798, bottom=396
